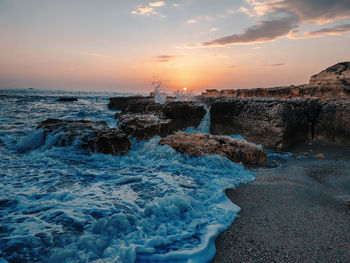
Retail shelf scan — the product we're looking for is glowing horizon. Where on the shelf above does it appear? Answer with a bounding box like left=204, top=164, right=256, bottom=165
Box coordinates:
left=1, top=0, right=350, bottom=93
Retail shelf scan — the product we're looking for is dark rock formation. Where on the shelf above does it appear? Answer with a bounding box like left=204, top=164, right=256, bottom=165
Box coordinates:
left=159, top=132, right=266, bottom=165
left=118, top=114, right=173, bottom=140
left=162, top=101, right=206, bottom=130
left=38, top=119, right=130, bottom=155
left=210, top=98, right=321, bottom=150
left=314, top=102, right=350, bottom=144
left=88, top=129, right=130, bottom=155
left=110, top=96, right=207, bottom=140
left=108, top=96, right=163, bottom=113
left=210, top=97, right=350, bottom=150
left=56, top=97, right=78, bottom=102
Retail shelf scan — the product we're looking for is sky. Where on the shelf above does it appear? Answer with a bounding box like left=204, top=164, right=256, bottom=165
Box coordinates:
left=1, top=0, right=350, bottom=93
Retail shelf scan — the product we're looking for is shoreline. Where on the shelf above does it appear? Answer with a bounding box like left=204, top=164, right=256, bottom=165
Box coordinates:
left=212, top=144, right=350, bottom=262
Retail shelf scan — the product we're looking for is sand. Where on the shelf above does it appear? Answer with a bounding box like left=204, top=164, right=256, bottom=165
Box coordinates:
left=213, top=143, right=350, bottom=262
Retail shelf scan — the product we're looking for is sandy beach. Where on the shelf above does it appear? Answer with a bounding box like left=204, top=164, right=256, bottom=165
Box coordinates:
left=213, top=144, right=350, bottom=262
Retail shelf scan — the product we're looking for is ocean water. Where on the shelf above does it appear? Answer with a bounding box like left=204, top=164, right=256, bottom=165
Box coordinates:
left=0, top=89, right=255, bottom=263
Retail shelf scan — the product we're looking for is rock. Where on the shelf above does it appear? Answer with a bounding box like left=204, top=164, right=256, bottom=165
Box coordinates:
left=314, top=153, right=325, bottom=159
left=56, top=97, right=78, bottom=102
left=88, top=129, right=130, bottom=155
left=201, top=62, right=350, bottom=103
left=108, top=96, right=163, bottom=113
left=110, top=96, right=207, bottom=139
left=210, top=98, right=320, bottom=150
left=159, top=132, right=266, bottom=165
left=309, top=62, right=350, bottom=86
left=37, top=119, right=130, bottom=155
left=162, top=101, right=206, bottom=130
left=118, top=114, right=173, bottom=140
left=314, top=102, right=350, bottom=144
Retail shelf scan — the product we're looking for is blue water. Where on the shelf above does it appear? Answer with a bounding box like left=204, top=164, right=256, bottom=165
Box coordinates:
left=0, top=89, right=255, bottom=263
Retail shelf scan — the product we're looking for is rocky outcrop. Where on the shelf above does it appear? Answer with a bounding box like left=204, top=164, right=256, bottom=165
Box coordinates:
left=56, top=97, right=78, bottom=102
left=314, top=102, right=350, bottom=144
left=210, top=98, right=321, bottom=150
left=210, top=97, right=350, bottom=150
left=38, top=119, right=130, bottom=155
left=309, top=62, right=350, bottom=86
left=117, top=114, right=173, bottom=140
left=110, top=96, right=207, bottom=140
left=201, top=62, right=350, bottom=102
left=159, top=132, right=266, bottom=165
left=201, top=85, right=350, bottom=102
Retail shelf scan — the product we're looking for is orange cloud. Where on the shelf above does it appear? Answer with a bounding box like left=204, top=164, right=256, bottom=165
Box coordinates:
left=154, top=55, right=179, bottom=62
left=149, top=1, right=166, bottom=7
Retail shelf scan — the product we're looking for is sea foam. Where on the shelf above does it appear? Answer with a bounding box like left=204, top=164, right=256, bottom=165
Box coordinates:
left=0, top=89, right=255, bottom=262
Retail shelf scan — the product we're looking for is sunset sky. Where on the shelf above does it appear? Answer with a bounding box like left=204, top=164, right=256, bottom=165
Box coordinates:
left=1, top=0, right=350, bottom=93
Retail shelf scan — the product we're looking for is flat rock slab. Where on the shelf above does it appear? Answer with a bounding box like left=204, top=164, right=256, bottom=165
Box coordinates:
left=159, top=132, right=266, bottom=165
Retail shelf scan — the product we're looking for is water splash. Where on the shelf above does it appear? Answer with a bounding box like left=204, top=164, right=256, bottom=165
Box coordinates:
left=152, top=80, right=166, bottom=104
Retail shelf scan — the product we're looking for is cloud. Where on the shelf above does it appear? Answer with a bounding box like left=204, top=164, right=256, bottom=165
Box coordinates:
left=292, top=23, right=350, bottom=38
left=149, top=1, right=166, bottom=7
left=200, top=12, right=299, bottom=46
left=246, top=0, right=350, bottom=23
left=131, top=5, right=157, bottom=16
left=264, top=63, right=285, bottom=66
left=196, top=0, right=350, bottom=47
left=187, top=19, right=197, bottom=24
left=238, top=6, right=256, bottom=17
left=154, top=55, right=179, bottom=62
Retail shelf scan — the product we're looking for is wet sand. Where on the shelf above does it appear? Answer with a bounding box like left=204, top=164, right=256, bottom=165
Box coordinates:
left=213, top=144, right=350, bottom=262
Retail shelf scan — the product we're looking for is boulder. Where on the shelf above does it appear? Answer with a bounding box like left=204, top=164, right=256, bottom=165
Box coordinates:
left=88, top=129, right=130, bottom=155
left=38, top=119, right=130, bottom=155
left=210, top=98, right=320, bottom=150
left=118, top=114, right=173, bottom=140
left=159, top=132, right=266, bottom=165
left=56, top=97, right=78, bottom=102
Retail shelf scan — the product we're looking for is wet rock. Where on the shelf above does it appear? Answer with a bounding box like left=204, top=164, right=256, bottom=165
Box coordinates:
left=88, top=129, right=130, bottom=155
left=56, top=97, right=78, bottom=102
left=118, top=114, right=173, bottom=140
left=108, top=96, right=163, bottom=114
left=159, top=132, right=266, bottom=165
left=111, top=97, right=207, bottom=139
left=210, top=98, right=320, bottom=150
left=38, top=119, right=130, bottom=155
left=162, top=101, right=206, bottom=130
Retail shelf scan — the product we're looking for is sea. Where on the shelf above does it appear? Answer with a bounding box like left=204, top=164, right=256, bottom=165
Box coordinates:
left=0, top=88, right=256, bottom=263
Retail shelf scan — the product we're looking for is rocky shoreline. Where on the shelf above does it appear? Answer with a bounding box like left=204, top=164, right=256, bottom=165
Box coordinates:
left=34, top=62, right=350, bottom=261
